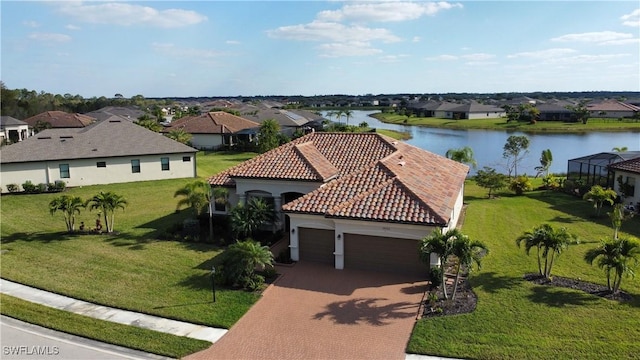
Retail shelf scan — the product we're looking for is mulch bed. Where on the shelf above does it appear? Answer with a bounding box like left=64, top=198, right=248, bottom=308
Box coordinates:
left=523, top=273, right=633, bottom=302
left=422, top=272, right=632, bottom=318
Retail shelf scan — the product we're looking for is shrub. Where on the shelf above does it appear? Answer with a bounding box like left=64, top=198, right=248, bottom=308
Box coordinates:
left=51, top=180, right=66, bottom=192
left=37, top=183, right=48, bottom=193
left=509, top=176, right=533, bottom=195
left=429, top=266, right=443, bottom=288
left=22, top=180, right=38, bottom=194
left=6, top=184, right=19, bottom=193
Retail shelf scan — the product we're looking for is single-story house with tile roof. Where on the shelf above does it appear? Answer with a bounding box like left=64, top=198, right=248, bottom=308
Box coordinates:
left=84, top=106, right=148, bottom=122
left=232, top=103, right=325, bottom=136
left=208, top=132, right=469, bottom=276
left=1, top=116, right=32, bottom=144
left=24, top=111, right=96, bottom=131
left=536, top=101, right=575, bottom=121
left=587, top=100, right=640, bottom=118
left=609, top=157, right=640, bottom=208
left=0, top=118, right=197, bottom=193
left=448, top=102, right=506, bottom=119
left=162, top=111, right=260, bottom=150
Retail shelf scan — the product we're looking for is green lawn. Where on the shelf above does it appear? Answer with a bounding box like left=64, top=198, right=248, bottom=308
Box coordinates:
left=372, top=112, right=640, bottom=132
left=407, top=183, right=640, bottom=359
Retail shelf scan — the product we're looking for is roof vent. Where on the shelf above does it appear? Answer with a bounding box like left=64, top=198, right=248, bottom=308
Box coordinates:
left=108, top=120, right=121, bottom=123
left=60, top=135, right=73, bottom=139
left=398, top=161, right=406, bottom=167
left=37, top=136, right=51, bottom=139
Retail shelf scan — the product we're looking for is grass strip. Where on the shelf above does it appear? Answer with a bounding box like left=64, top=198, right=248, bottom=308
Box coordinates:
left=0, top=294, right=211, bottom=359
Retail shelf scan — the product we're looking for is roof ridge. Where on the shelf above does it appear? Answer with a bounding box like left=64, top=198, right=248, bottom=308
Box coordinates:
left=293, top=141, right=339, bottom=182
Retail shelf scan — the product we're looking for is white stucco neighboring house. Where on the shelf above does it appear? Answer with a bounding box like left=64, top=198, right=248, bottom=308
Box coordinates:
left=609, top=157, right=640, bottom=209
left=0, top=118, right=197, bottom=193
left=208, top=132, right=469, bottom=276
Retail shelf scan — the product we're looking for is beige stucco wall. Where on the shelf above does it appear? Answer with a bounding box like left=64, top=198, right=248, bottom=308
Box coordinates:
left=1, top=153, right=196, bottom=192
left=614, top=170, right=640, bottom=207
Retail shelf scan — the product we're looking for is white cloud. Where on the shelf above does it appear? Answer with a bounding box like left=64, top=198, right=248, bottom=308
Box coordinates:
left=551, top=31, right=633, bottom=43
left=460, top=53, right=495, bottom=61
left=317, top=41, right=383, bottom=57
left=379, top=54, right=409, bottom=63
left=507, top=48, right=577, bottom=59
left=317, top=2, right=463, bottom=23
left=152, top=43, right=227, bottom=62
left=267, top=21, right=401, bottom=43
left=545, top=53, right=630, bottom=65
left=621, top=9, right=640, bottom=27
left=226, top=40, right=241, bottom=45
left=28, top=32, right=72, bottom=42
left=599, top=38, right=640, bottom=46
left=57, top=2, right=207, bottom=28
left=23, top=20, right=39, bottom=28
left=412, top=36, right=421, bottom=43
left=65, top=24, right=81, bottom=31
left=426, top=54, right=458, bottom=61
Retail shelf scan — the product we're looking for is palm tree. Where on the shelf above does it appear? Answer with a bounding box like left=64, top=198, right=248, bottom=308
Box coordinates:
left=534, top=149, right=553, bottom=177
left=230, top=197, right=275, bottom=240
left=49, top=195, right=85, bottom=232
left=86, top=191, right=128, bottom=233
left=585, top=237, right=640, bottom=294
left=516, top=225, right=548, bottom=277
left=334, top=110, right=345, bottom=124
left=420, top=228, right=462, bottom=300
left=517, top=224, right=575, bottom=278
left=450, top=235, right=488, bottom=299
left=612, top=146, right=628, bottom=152
left=445, top=146, right=477, bottom=169
left=166, top=128, right=192, bottom=145
left=608, top=203, right=633, bottom=240
left=174, top=180, right=210, bottom=217
left=540, top=225, right=574, bottom=279
left=344, top=109, right=353, bottom=126
left=583, top=185, right=617, bottom=216
left=222, top=239, right=275, bottom=289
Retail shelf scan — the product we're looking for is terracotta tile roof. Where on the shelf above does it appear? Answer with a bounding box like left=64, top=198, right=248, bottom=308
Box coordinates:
left=163, top=111, right=259, bottom=134
left=587, top=100, right=640, bottom=112
left=609, top=157, right=640, bottom=174
left=24, top=111, right=96, bottom=128
left=210, top=132, right=469, bottom=226
left=209, top=132, right=396, bottom=185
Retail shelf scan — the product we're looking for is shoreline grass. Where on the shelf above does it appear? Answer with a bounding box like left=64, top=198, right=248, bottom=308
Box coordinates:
left=371, top=112, right=640, bottom=133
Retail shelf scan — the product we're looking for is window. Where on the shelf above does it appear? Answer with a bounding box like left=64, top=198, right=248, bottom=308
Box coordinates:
left=214, top=200, right=227, bottom=212
left=59, top=164, right=70, bottom=178
left=131, top=159, right=140, bottom=173
left=627, top=177, right=636, bottom=197
left=161, top=157, right=170, bottom=171
left=96, top=161, right=106, bottom=168
left=183, top=156, right=191, bottom=162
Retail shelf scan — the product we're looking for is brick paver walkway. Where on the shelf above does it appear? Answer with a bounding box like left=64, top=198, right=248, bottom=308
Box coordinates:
left=185, top=262, right=427, bottom=360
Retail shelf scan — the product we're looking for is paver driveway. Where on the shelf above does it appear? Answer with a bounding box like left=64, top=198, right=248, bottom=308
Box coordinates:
left=185, top=261, right=428, bottom=360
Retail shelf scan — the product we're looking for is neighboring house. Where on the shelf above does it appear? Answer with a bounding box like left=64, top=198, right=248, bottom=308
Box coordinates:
left=84, top=106, right=147, bottom=122
left=0, top=119, right=197, bottom=193
left=24, top=110, right=96, bottom=132
left=1, top=116, right=32, bottom=143
left=163, top=111, right=260, bottom=150
left=567, top=151, right=640, bottom=189
left=448, top=102, right=505, bottom=119
left=609, top=157, right=640, bottom=208
left=536, top=101, right=575, bottom=121
left=587, top=100, right=640, bottom=118
left=209, top=132, right=469, bottom=276
left=233, top=103, right=324, bottom=136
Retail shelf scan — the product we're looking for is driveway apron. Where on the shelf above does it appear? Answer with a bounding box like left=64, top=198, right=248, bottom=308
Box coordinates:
left=185, top=261, right=427, bottom=360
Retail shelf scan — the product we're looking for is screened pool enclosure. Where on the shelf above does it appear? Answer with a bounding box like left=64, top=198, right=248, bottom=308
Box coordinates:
left=567, top=151, right=640, bottom=188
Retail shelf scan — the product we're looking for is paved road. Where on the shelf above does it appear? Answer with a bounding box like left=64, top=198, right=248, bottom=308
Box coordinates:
left=1, top=316, right=172, bottom=360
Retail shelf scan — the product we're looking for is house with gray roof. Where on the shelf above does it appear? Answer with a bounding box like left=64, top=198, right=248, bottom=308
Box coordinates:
left=0, top=119, right=197, bottom=193
left=84, top=106, right=147, bottom=122
left=1, top=116, right=32, bottom=144
left=232, top=103, right=324, bottom=136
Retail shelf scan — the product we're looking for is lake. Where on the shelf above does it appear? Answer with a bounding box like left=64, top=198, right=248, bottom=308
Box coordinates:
left=323, top=110, right=640, bottom=175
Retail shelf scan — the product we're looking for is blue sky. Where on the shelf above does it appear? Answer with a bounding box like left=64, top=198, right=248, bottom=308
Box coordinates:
left=1, top=1, right=639, bottom=97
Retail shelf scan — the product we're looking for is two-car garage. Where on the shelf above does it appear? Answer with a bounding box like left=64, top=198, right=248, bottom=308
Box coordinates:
left=296, top=227, right=428, bottom=277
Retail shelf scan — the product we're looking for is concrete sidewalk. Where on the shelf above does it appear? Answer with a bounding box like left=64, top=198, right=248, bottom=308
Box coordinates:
left=0, top=279, right=226, bottom=343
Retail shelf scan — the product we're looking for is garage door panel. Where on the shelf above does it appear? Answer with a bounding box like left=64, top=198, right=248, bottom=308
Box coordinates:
left=344, top=234, right=426, bottom=276
left=299, top=228, right=334, bottom=264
